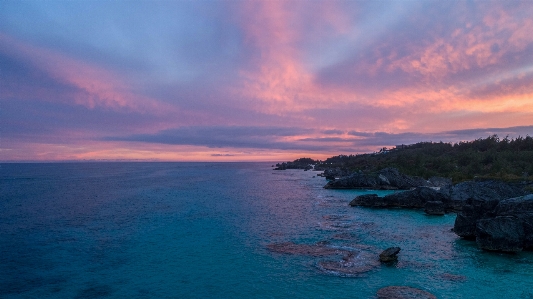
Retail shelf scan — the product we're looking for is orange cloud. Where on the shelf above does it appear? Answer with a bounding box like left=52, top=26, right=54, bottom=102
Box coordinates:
left=228, top=0, right=533, bottom=137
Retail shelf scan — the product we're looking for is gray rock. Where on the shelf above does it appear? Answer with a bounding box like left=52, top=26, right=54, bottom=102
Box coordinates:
left=323, top=168, right=352, bottom=180
left=455, top=199, right=501, bottom=239
left=379, top=174, right=391, bottom=185
left=452, top=181, right=528, bottom=239
left=454, top=194, right=533, bottom=252
left=476, top=216, right=525, bottom=252
left=379, top=247, right=401, bottom=262
left=425, top=201, right=445, bottom=215
left=325, top=167, right=430, bottom=190
left=443, top=179, right=526, bottom=211
left=349, top=194, right=383, bottom=207
left=325, top=172, right=380, bottom=189
left=377, top=286, right=437, bottom=299
left=453, top=205, right=479, bottom=239
left=428, top=176, right=452, bottom=187
left=489, top=194, right=533, bottom=250
left=384, top=187, right=449, bottom=209
left=349, top=187, right=450, bottom=211
left=379, top=167, right=430, bottom=190
left=496, top=194, right=533, bottom=214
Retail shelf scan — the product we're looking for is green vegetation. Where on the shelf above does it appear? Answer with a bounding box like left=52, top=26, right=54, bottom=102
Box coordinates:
left=274, top=158, right=317, bottom=170
left=310, top=135, right=533, bottom=182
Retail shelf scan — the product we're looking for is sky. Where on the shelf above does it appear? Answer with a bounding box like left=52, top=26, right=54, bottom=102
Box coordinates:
left=1, top=0, right=533, bottom=162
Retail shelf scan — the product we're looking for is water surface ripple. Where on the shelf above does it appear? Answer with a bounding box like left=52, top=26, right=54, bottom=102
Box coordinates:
left=1, top=163, right=533, bottom=298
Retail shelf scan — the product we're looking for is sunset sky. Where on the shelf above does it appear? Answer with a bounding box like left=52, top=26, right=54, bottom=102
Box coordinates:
left=2, top=0, right=533, bottom=161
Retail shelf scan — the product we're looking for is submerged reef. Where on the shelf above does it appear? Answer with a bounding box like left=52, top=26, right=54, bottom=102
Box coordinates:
left=376, top=286, right=437, bottom=299
left=267, top=241, right=381, bottom=276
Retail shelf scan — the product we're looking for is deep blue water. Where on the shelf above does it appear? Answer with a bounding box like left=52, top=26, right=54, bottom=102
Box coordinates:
left=2, top=162, right=533, bottom=299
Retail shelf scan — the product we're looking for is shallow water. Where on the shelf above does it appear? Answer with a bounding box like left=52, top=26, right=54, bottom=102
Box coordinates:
left=1, top=162, right=533, bottom=298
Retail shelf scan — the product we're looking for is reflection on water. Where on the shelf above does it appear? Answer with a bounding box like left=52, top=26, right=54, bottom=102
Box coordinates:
left=1, top=163, right=533, bottom=299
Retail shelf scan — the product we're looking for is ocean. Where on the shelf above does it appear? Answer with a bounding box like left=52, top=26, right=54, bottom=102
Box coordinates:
left=1, top=162, right=533, bottom=298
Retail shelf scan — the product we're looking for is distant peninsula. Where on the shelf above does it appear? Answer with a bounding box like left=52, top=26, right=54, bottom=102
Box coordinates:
left=275, top=134, right=533, bottom=184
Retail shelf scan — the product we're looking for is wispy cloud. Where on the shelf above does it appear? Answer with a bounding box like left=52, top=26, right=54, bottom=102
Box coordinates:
left=102, top=125, right=533, bottom=154
left=323, top=129, right=345, bottom=135
left=346, top=125, right=533, bottom=147
left=0, top=34, right=176, bottom=114
left=104, top=126, right=331, bottom=151
left=1, top=1, right=533, bottom=161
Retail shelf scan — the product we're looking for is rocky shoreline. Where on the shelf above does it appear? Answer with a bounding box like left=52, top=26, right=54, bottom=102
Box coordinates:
left=333, top=168, right=533, bottom=252
left=271, top=152, right=533, bottom=296
left=287, top=164, right=533, bottom=253
left=267, top=165, right=533, bottom=297
left=268, top=240, right=440, bottom=298
left=349, top=179, right=527, bottom=213
left=323, top=167, right=450, bottom=190
left=454, top=194, right=533, bottom=252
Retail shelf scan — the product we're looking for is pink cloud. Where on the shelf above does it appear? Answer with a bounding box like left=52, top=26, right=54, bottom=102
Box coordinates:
left=386, top=5, right=533, bottom=79
left=2, top=1, right=533, bottom=162
left=0, top=33, right=176, bottom=115
left=232, top=1, right=370, bottom=115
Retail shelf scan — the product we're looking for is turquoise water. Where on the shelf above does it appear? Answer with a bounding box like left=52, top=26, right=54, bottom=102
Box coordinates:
left=2, top=162, right=533, bottom=298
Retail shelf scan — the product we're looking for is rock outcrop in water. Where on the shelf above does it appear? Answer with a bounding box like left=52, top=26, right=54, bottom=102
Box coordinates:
left=349, top=187, right=450, bottom=212
left=453, top=194, right=533, bottom=252
left=349, top=179, right=529, bottom=214
left=267, top=241, right=381, bottom=276
left=346, top=179, right=532, bottom=251
left=318, top=250, right=381, bottom=276
left=452, top=182, right=529, bottom=239
left=440, top=179, right=527, bottom=211
left=321, top=168, right=353, bottom=180
left=424, top=201, right=445, bottom=215
left=376, top=286, right=437, bottom=299
left=324, top=168, right=435, bottom=190
left=379, top=247, right=401, bottom=262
